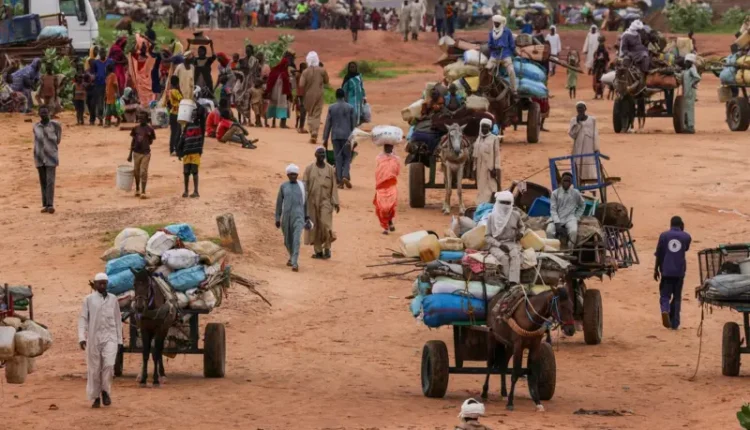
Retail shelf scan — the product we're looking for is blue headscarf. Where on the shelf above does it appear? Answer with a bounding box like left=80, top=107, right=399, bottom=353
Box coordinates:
left=11, top=58, right=41, bottom=92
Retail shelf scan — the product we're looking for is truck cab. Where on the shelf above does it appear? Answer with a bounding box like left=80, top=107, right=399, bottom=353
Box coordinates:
left=26, top=0, right=98, bottom=55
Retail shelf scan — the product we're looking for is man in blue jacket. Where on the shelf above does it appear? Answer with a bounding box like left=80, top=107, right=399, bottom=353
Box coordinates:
left=486, top=15, right=517, bottom=95
left=654, top=216, right=691, bottom=330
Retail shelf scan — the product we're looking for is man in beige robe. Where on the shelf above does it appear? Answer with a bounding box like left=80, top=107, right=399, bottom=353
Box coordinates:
left=472, top=118, right=501, bottom=205
left=303, top=147, right=340, bottom=259
left=569, top=101, right=600, bottom=184
left=299, top=51, right=329, bottom=144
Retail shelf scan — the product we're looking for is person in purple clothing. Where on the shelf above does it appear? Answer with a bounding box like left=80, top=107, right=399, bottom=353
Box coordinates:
left=486, top=15, right=517, bottom=95
left=654, top=216, right=691, bottom=330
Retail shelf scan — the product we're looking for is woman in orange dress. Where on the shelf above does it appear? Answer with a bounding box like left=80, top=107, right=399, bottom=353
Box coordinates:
left=373, top=143, right=401, bottom=234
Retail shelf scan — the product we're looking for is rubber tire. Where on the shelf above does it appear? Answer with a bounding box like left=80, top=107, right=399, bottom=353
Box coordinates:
left=409, top=163, right=426, bottom=209
left=673, top=95, right=686, bottom=134
left=722, top=322, right=741, bottom=377
left=727, top=98, right=750, bottom=132
left=583, top=289, right=603, bottom=345
left=537, top=342, right=556, bottom=401
left=203, top=323, right=226, bottom=378
left=526, top=101, right=541, bottom=144
left=114, top=347, right=124, bottom=377
left=421, top=340, right=449, bottom=398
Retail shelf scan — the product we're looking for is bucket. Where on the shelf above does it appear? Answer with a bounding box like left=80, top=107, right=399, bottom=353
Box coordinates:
left=739, top=258, right=750, bottom=275
left=177, top=99, right=196, bottom=124
left=116, top=165, right=134, bottom=191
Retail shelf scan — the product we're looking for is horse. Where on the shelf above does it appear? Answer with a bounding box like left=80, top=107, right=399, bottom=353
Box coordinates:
left=131, top=268, right=177, bottom=387
left=439, top=123, right=471, bottom=215
left=482, top=286, right=576, bottom=412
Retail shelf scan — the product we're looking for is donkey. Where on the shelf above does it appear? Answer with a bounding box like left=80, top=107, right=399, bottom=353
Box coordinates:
left=439, top=123, right=472, bottom=215
left=131, top=268, right=177, bottom=387
left=483, top=287, right=576, bottom=412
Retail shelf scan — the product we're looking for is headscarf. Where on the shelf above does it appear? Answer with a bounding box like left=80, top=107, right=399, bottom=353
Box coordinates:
left=489, top=191, right=514, bottom=235
left=94, top=273, right=109, bottom=282
left=265, top=56, right=292, bottom=96
left=478, top=118, right=492, bottom=137
left=11, top=58, right=41, bottom=91
left=625, top=19, right=643, bottom=36
left=491, top=15, right=505, bottom=40
left=306, top=51, right=320, bottom=68
left=286, top=163, right=299, bottom=174
left=458, top=398, right=486, bottom=420
left=342, top=61, right=360, bottom=87
left=217, top=52, right=230, bottom=67
left=684, top=53, right=696, bottom=63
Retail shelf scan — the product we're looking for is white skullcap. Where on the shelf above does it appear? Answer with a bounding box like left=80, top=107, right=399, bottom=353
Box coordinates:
left=492, top=15, right=505, bottom=24
left=458, top=398, right=486, bottom=419
left=684, top=53, right=696, bottom=63
left=94, top=273, right=109, bottom=282
left=286, top=164, right=300, bottom=174
left=576, top=100, right=587, bottom=108
left=479, top=118, right=493, bottom=127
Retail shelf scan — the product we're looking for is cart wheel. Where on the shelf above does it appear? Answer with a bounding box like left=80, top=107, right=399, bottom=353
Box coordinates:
left=727, top=98, right=750, bottom=132
left=409, top=163, right=426, bottom=209
left=421, top=340, right=449, bottom=398
left=526, top=101, right=541, bottom=144
left=114, top=347, right=124, bottom=377
left=537, top=342, right=556, bottom=401
left=204, top=323, right=226, bottom=378
left=673, top=95, right=686, bottom=134
left=722, top=322, right=741, bottom=377
left=583, top=289, right=603, bottom=345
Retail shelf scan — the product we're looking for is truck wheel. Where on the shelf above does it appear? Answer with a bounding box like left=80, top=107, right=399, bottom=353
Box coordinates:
left=673, top=95, right=686, bottom=134
left=722, top=322, right=741, bottom=376
left=204, top=323, right=226, bottom=378
left=421, top=340, right=449, bottom=398
left=583, top=289, right=603, bottom=345
left=727, top=98, right=750, bottom=132
left=537, top=342, right=556, bottom=401
left=409, top=163, right=426, bottom=209
left=526, top=102, right=541, bottom=144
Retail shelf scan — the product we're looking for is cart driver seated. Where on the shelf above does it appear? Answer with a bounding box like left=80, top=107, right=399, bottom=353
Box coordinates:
left=485, top=191, right=525, bottom=285
left=546, top=172, right=586, bottom=248
left=619, top=19, right=650, bottom=75
left=409, top=88, right=445, bottom=154
left=486, top=15, right=517, bottom=96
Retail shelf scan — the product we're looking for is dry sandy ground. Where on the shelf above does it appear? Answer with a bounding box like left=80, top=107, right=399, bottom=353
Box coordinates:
left=2, top=28, right=749, bottom=429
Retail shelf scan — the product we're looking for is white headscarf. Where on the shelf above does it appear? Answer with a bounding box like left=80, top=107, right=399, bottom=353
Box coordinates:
left=491, top=15, right=505, bottom=41
left=285, top=164, right=305, bottom=203
left=684, top=53, right=696, bottom=63
left=478, top=118, right=493, bottom=137
left=626, top=19, right=643, bottom=36
left=458, top=398, right=486, bottom=420
left=306, top=51, right=320, bottom=67
left=590, top=24, right=598, bottom=33
left=286, top=164, right=300, bottom=174
left=489, top=191, right=514, bottom=235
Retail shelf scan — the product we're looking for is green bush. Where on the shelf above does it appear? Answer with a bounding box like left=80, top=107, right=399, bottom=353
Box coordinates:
left=738, top=404, right=750, bottom=430
left=666, top=4, right=712, bottom=33
left=42, top=48, right=75, bottom=108
left=248, top=34, right=295, bottom=67
left=722, top=6, right=749, bottom=28
left=337, top=60, right=406, bottom=80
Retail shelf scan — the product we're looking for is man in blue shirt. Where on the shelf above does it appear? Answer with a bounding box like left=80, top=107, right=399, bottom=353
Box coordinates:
left=92, top=49, right=113, bottom=127
left=654, top=216, right=691, bottom=330
left=486, top=15, right=517, bottom=94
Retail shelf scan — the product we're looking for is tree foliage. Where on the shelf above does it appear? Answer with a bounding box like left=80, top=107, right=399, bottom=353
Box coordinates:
left=666, top=4, right=712, bottom=33
left=722, top=6, right=750, bottom=29
left=247, top=34, right=295, bottom=67
left=739, top=404, right=750, bottom=430
left=42, top=48, right=76, bottom=108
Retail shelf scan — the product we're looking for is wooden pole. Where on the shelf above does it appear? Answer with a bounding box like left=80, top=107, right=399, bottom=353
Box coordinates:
left=216, top=213, right=243, bottom=254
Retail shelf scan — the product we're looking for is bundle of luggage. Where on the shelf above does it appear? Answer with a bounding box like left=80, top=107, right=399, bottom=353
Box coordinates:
left=99, top=224, right=230, bottom=313
left=0, top=316, right=52, bottom=384
left=719, top=53, right=750, bottom=87
left=699, top=274, right=750, bottom=303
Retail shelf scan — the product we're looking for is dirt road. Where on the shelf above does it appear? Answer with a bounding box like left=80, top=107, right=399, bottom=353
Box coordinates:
left=3, top=28, right=748, bottom=429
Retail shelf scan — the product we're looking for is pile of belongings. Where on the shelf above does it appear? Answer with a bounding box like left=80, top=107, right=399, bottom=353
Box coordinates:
left=1, top=308, right=53, bottom=384
left=719, top=39, right=750, bottom=88
left=100, top=223, right=229, bottom=313
left=509, top=1, right=551, bottom=21
left=324, top=0, right=351, bottom=17
left=698, top=274, right=750, bottom=303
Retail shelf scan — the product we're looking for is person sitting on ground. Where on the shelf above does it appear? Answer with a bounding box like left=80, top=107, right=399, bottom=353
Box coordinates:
left=484, top=191, right=525, bottom=285
left=120, top=87, right=140, bottom=123
left=546, top=172, right=585, bottom=247
left=177, top=104, right=206, bottom=198
left=456, top=398, right=492, bottom=430
left=205, top=98, right=227, bottom=138
left=216, top=108, right=258, bottom=148
left=127, top=111, right=156, bottom=199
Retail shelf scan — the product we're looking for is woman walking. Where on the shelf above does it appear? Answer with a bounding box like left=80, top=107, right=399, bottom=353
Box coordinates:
left=341, top=61, right=366, bottom=125
left=264, top=51, right=294, bottom=129
left=299, top=51, right=329, bottom=143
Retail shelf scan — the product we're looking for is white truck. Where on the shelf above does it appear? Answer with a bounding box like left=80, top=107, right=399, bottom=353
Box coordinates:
left=27, top=0, right=99, bottom=55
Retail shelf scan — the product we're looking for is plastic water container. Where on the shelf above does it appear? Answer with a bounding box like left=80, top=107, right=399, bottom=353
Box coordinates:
left=521, top=229, right=545, bottom=251
left=116, top=165, right=134, bottom=191
left=528, top=196, right=551, bottom=217
left=461, top=225, right=486, bottom=251
left=399, top=231, right=430, bottom=258
left=177, top=99, right=196, bottom=124
left=418, top=234, right=442, bottom=263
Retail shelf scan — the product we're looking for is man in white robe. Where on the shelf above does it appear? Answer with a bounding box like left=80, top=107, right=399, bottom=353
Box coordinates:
left=409, top=0, right=422, bottom=40
left=399, top=0, right=412, bottom=41
left=582, top=25, right=600, bottom=74
left=569, top=101, right=600, bottom=184
left=78, top=273, right=123, bottom=408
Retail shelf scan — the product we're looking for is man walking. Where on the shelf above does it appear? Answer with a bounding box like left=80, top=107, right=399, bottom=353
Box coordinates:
left=568, top=101, right=600, bottom=185
left=78, top=273, right=123, bottom=408
left=303, top=147, right=340, bottom=260
left=680, top=53, right=701, bottom=134
left=323, top=89, right=356, bottom=188
left=434, top=0, right=446, bottom=38
left=654, top=216, right=691, bottom=330
left=299, top=51, right=329, bottom=143
left=34, top=106, right=62, bottom=214
left=275, top=164, right=310, bottom=272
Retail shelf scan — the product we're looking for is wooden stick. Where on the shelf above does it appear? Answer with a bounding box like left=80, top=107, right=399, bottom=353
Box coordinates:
left=549, top=56, right=584, bottom=74
left=230, top=273, right=272, bottom=306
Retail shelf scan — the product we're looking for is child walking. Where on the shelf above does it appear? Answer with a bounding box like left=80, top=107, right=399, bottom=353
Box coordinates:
left=250, top=80, right=265, bottom=127
left=168, top=75, right=183, bottom=156
left=566, top=50, right=579, bottom=100
left=39, top=64, right=58, bottom=113
left=176, top=105, right=206, bottom=198
left=73, top=73, right=87, bottom=125
left=127, top=111, right=156, bottom=198
left=104, top=63, right=120, bottom=127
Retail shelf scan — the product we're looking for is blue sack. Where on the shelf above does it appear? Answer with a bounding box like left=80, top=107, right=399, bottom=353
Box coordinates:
left=105, top=254, right=146, bottom=276
left=422, top=293, right=486, bottom=328
left=720, top=67, right=737, bottom=86
left=164, top=223, right=197, bottom=243
left=439, top=251, right=465, bottom=261
left=473, top=202, right=494, bottom=223
left=107, top=270, right=135, bottom=295
left=518, top=78, right=549, bottom=98
left=168, top=266, right=206, bottom=292
left=410, top=295, right=424, bottom=317
left=514, top=59, right=547, bottom=83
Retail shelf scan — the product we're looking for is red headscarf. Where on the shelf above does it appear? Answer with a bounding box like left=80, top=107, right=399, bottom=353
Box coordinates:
left=265, top=56, right=291, bottom=97
left=217, top=52, right=230, bottom=67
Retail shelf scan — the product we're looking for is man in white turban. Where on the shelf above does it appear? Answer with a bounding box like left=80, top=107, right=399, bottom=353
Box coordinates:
left=78, top=273, right=122, bottom=408
left=472, top=118, right=501, bottom=205
left=299, top=51, right=329, bottom=142
left=457, top=398, right=491, bottom=429
left=303, top=146, right=340, bottom=259
left=275, top=164, right=309, bottom=271
left=679, top=53, right=700, bottom=134
left=582, top=24, right=600, bottom=74
left=486, top=15, right=517, bottom=94
left=619, top=19, right=649, bottom=73
left=485, top=191, right=525, bottom=285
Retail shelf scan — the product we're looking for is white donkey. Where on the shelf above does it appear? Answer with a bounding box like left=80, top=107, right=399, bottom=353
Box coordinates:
left=439, top=123, right=472, bottom=215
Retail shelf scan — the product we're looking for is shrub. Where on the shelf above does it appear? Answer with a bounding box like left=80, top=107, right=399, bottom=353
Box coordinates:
left=666, top=4, right=712, bottom=33
left=722, top=6, right=749, bottom=29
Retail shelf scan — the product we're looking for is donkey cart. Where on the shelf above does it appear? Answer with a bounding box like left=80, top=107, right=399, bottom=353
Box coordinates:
left=115, top=309, right=226, bottom=378
left=612, top=86, right=688, bottom=134
left=421, top=322, right=556, bottom=400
